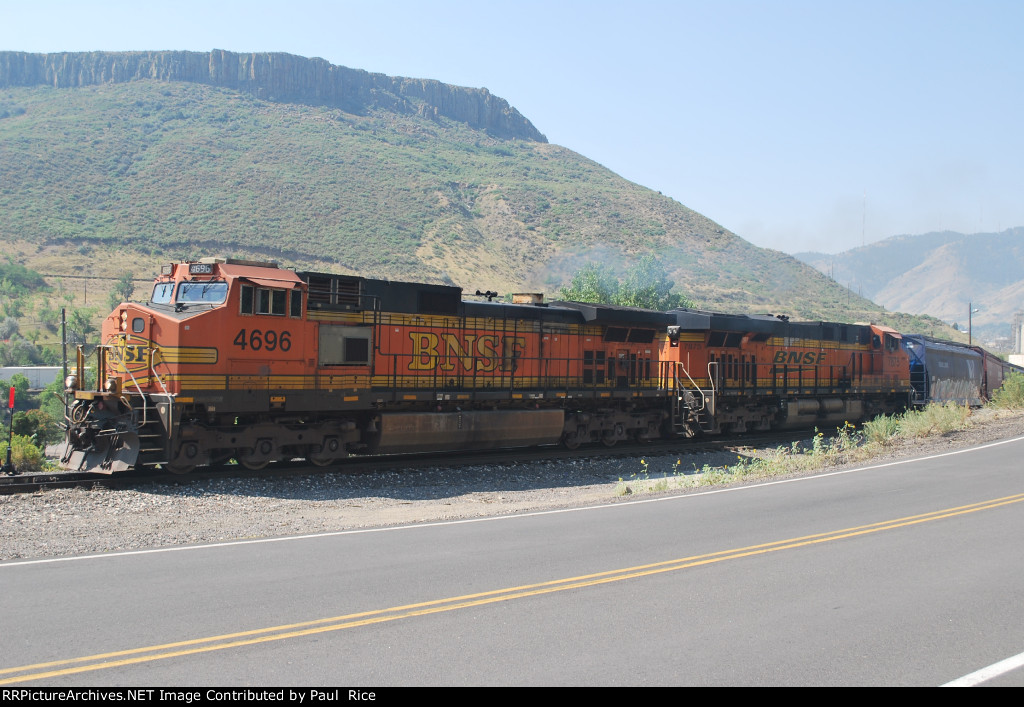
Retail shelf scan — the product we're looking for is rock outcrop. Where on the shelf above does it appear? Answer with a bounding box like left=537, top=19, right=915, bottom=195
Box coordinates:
left=0, top=49, right=546, bottom=142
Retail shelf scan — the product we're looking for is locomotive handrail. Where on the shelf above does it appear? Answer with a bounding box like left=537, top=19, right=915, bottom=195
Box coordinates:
left=105, top=336, right=173, bottom=430
left=706, top=360, right=719, bottom=395
left=144, top=346, right=174, bottom=409
left=705, top=360, right=719, bottom=415
left=674, top=361, right=708, bottom=413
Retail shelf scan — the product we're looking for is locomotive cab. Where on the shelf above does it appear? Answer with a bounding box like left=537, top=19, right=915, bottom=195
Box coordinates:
left=61, top=258, right=315, bottom=473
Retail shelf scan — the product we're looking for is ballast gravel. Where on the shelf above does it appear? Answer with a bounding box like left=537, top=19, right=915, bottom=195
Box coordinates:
left=2, top=409, right=1022, bottom=561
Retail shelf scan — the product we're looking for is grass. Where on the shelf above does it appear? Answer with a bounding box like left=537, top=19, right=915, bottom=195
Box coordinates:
left=615, top=401, right=985, bottom=496
left=885, top=402, right=972, bottom=438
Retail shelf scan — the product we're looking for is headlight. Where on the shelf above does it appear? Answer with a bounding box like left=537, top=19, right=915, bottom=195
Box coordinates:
left=105, top=377, right=119, bottom=393
left=64, top=374, right=78, bottom=391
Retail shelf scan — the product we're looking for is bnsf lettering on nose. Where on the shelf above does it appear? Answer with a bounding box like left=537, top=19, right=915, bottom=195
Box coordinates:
left=773, top=351, right=827, bottom=365
left=120, top=344, right=149, bottom=365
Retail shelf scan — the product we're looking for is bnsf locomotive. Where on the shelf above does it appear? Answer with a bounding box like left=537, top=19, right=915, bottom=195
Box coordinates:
left=61, top=258, right=914, bottom=474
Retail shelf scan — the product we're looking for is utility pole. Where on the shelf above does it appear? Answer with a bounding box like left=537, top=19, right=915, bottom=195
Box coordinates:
left=2, top=385, right=14, bottom=475
left=62, top=307, right=69, bottom=423
left=969, top=302, right=979, bottom=347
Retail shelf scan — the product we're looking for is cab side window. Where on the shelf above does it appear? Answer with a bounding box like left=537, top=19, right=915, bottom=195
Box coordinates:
left=241, top=285, right=301, bottom=317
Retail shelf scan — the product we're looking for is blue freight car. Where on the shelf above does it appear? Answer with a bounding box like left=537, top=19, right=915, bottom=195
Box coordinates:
left=902, top=335, right=983, bottom=406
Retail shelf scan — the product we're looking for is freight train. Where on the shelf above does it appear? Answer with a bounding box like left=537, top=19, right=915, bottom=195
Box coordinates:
left=58, top=258, right=1014, bottom=474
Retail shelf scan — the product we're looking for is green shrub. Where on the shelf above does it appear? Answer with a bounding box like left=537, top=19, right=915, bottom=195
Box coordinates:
left=0, top=434, right=46, bottom=472
left=898, top=403, right=971, bottom=438
left=990, top=371, right=1024, bottom=409
left=862, top=414, right=901, bottom=445
left=12, top=409, right=62, bottom=448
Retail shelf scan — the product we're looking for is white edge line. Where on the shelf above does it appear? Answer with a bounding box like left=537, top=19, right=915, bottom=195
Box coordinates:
left=4, top=434, right=1024, bottom=569
left=942, top=649, right=1024, bottom=686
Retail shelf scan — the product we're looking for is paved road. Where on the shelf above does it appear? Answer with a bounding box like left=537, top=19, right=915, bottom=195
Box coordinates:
left=2, top=436, right=1023, bottom=686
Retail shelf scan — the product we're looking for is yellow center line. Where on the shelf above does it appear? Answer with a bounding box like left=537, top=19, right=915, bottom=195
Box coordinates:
left=3, top=492, right=1022, bottom=684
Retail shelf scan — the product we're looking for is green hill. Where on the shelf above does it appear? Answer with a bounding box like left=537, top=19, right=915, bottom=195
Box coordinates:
left=0, top=50, right=954, bottom=343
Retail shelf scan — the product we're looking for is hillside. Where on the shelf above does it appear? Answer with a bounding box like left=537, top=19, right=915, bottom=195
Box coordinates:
left=0, top=50, right=954, bottom=340
left=796, top=229, right=1024, bottom=346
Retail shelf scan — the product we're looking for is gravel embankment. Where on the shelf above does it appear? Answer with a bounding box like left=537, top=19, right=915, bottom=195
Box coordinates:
left=2, top=409, right=1022, bottom=561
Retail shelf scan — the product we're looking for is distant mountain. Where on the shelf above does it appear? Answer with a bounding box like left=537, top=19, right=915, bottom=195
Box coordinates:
left=795, top=229, right=1024, bottom=346
left=0, top=50, right=952, bottom=336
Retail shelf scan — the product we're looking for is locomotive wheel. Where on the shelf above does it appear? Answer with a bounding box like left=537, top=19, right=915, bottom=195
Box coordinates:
left=306, top=437, right=345, bottom=467
left=237, top=439, right=276, bottom=470
left=561, top=432, right=582, bottom=450
left=167, top=441, right=200, bottom=474
left=601, top=434, right=617, bottom=448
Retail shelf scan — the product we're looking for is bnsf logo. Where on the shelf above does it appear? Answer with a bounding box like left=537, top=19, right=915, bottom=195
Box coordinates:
left=408, top=332, right=526, bottom=372
left=112, top=336, right=152, bottom=371
left=772, top=351, right=827, bottom=365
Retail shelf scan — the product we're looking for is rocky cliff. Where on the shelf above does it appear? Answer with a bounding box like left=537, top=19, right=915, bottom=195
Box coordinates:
left=0, top=49, right=546, bottom=142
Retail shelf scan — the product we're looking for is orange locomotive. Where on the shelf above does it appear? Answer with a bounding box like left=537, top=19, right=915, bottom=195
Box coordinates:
left=62, top=258, right=671, bottom=472
left=660, top=311, right=910, bottom=436
left=61, top=258, right=911, bottom=473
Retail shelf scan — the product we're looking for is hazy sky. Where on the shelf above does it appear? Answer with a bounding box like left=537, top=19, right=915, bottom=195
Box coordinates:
left=2, top=0, right=1021, bottom=254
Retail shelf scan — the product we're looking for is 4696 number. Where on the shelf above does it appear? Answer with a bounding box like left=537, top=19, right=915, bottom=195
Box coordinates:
left=233, top=329, right=292, bottom=352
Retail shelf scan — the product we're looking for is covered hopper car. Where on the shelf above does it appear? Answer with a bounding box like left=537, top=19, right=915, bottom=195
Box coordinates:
left=902, top=334, right=1024, bottom=406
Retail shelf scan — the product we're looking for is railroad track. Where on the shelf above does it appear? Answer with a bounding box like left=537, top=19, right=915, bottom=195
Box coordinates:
left=1, top=429, right=818, bottom=496
left=0, top=472, right=120, bottom=495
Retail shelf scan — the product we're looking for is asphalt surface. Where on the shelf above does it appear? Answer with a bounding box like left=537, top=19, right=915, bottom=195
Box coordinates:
left=2, top=434, right=1023, bottom=686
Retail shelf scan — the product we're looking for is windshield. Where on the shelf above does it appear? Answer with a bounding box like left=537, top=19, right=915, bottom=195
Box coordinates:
left=151, top=281, right=175, bottom=304
left=176, top=280, right=229, bottom=304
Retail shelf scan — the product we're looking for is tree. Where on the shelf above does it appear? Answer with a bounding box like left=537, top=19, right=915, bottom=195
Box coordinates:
left=618, top=254, right=694, bottom=310
left=13, top=409, right=62, bottom=448
left=40, top=377, right=68, bottom=423
left=0, top=316, right=18, bottom=341
left=66, top=307, right=98, bottom=345
left=0, top=373, right=33, bottom=412
left=108, top=272, right=136, bottom=310
left=1, top=296, right=24, bottom=319
left=558, top=262, right=619, bottom=304
left=0, top=339, right=44, bottom=366
left=558, top=255, right=693, bottom=311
